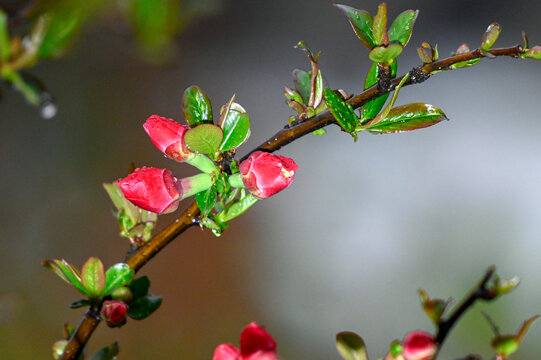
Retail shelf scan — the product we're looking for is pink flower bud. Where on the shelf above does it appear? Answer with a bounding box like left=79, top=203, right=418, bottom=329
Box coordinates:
left=143, top=115, right=193, bottom=162
left=117, top=167, right=181, bottom=214
left=239, top=151, right=298, bottom=199
left=100, top=300, right=128, bottom=328
left=402, top=331, right=437, bottom=360
left=213, top=322, right=278, bottom=360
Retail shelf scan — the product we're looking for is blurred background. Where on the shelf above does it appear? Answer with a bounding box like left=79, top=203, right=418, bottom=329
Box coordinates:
left=1, top=0, right=540, bottom=358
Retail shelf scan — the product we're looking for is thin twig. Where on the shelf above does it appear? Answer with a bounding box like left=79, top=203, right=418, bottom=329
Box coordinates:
left=60, top=45, right=525, bottom=360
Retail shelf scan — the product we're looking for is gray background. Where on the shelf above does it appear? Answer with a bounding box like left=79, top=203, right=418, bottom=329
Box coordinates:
left=1, top=0, right=540, bottom=358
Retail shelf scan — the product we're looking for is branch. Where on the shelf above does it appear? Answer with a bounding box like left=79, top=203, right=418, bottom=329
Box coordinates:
left=60, top=45, right=525, bottom=360
left=434, top=266, right=498, bottom=356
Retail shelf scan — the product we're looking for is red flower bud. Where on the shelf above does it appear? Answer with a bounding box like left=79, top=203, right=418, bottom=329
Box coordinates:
left=117, top=167, right=181, bottom=214
left=100, top=300, right=128, bottom=328
left=213, top=322, right=278, bottom=360
left=402, top=331, right=437, bottom=360
left=143, top=115, right=193, bottom=162
left=239, top=151, right=298, bottom=199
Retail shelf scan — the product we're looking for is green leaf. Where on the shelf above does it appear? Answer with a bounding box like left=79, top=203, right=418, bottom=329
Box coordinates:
left=128, top=276, right=151, bottom=300
left=523, top=46, right=541, bottom=60
left=336, top=331, right=368, bottom=360
left=293, top=69, right=311, bottom=104
left=220, top=109, right=250, bottom=151
left=69, top=299, right=90, bottom=309
left=182, top=86, right=213, bottom=127
left=127, top=293, right=163, bottom=320
left=313, top=69, right=324, bottom=108
left=103, top=263, right=134, bottom=296
left=450, top=58, right=481, bottom=70
left=196, top=186, right=217, bottom=217
left=372, top=3, right=388, bottom=46
left=388, top=10, right=419, bottom=46
left=89, top=341, right=119, bottom=360
left=184, top=124, right=224, bottom=154
left=216, top=193, right=259, bottom=223
left=284, top=86, right=304, bottom=105
left=481, top=23, right=502, bottom=51
left=363, top=103, right=448, bottom=133
left=361, top=61, right=397, bottom=121
left=312, top=128, right=326, bottom=136
left=200, top=216, right=226, bottom=233
left=38, top=0, right=101, bottom=59
left=42, top=259, right=86, bottom=294
left=81, top=257, right=106, bottom=297
left=0, top=9, right=11, bottom=62
left=323, top=88, right=358, bottom=140
left=369, top=44, right=403, bottom=64
left=334, top=4, right=375, bottom=49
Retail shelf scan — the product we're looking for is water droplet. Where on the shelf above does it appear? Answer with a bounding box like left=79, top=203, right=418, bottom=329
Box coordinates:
left=41, top=101, right=57, bottom=119
left=211, top=229, right=222, bottom=237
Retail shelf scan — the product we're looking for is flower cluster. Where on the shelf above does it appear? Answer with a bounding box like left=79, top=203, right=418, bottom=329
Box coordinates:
left=214, top=322, right=278, bottom=360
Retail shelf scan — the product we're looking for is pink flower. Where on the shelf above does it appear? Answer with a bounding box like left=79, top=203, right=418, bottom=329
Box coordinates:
left=402, top=331, right=437, bottom=360
left=213, top=322, right=278, bottom=360
left=143, top=115, right=193, bottom=162
left=117, top=167, right=181, bottom=214
left=239, top=151, right=298, bottom=199
left=101, top=300, right=128, bottom=328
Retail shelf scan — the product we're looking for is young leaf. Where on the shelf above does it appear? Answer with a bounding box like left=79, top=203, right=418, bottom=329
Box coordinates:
left=0, top=9, right=11, bottom=62
left=312, top=69, right=324, bottom=108
left=81, top=257, right=106, bottom=297
left=42, top=259, right=86, bottom=294
left=481, top=22, right=502, bottom=51
left=182, top=86, right=213, bottom=127
left=323, top=88, right=358, bottom=140
left=369, top=43, right=403, bottom=64
left=523, top=46, right=541, bottom=60
left=293, top=69, right=311, bottom=104
left=361, top=61, right=397, bottom=121
left=220, top=110, right=250, bottom=151
left=336, top=331, right=368, bottom=360
left=69, top=299, right=90, bottom=309
left=372, top=3, right=388, bottom=46
left=363, top=103, right=448, bottom=133
left=284, top=86, right=304, bottom=105
left=196, top=186, right=217, bottom=217
left=216, top=193, right=259, bottom=223
left=128, top=276, right=151, bottom=300
left=127, top=293, right=163, bottom=320
left=388, top=10, right=419, bottom=46
left=184, top=124, right=224, bottom=154
left=334, top=4, right=376, bottom=49
left=103, top=263, right=134, bottom=296
left=89, top=341, right=119, bottom=360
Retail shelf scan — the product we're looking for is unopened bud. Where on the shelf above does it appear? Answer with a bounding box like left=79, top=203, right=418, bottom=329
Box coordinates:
left=100, top=300, right=128, bottom=328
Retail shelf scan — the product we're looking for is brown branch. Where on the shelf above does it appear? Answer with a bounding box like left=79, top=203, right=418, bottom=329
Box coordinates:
left=60, top=45, right=525, bottom=360
left=434, top=266, right=499, bottom=358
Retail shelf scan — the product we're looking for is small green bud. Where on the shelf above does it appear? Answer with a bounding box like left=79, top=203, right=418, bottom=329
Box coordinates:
left=52, top=340, right=68, bottom=359
left=111, top=286, right=133, bottom=303
left=481, top=22, right=502, bottom=51
left=491, top=335, right=519, bottom=356
left=523, top=46, right=541, bottom=59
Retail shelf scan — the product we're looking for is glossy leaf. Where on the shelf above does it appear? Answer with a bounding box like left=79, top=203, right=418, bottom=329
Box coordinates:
left=417, top=47, right=432, bottom=63
left=182, top=86, right=213, bottom=127
left=336, top=331, right=368, bottom=360
left=0, top=9, right=10, bottom=62
left=312, top=69, right=324, bottom=108
left=128, top=276, right=151, bottom=300
left=293, top=69, right=311, bottom=104
left=127, top=293, right=163, bottom=320
left=450, top=58, right=480, bottom=69
left=69, top=299, right=90, bottom=309
left=481, top=23, right=502, bottom=51
left=81, top=257, right=106, bottom=297
left=184, top=124, right=224, bottom=154
left=200, top=216, right=226, bottom=233
left=220, top=110, right=250, bottom=151
left=388, top=10, right=419, bottom=46
left=335, top=4, right=375, bottom=49
left=196, top=186, right=217, bottom=217
left=369, top=43, right=403, bottom=64
left=363, top=103, right=448, bottom=133
left=216, top=194, right=259, bottom=223
left=323, top=88, right=358, bottom=139
left=42, top=259, right=86, bottom=294
left=372, top=3, right=388, bottom=46
left=103, top=263, right=134, bottom=296
left=361, top=61, right=397, bottom=121
left=89, top=341, right=119, bottom=360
